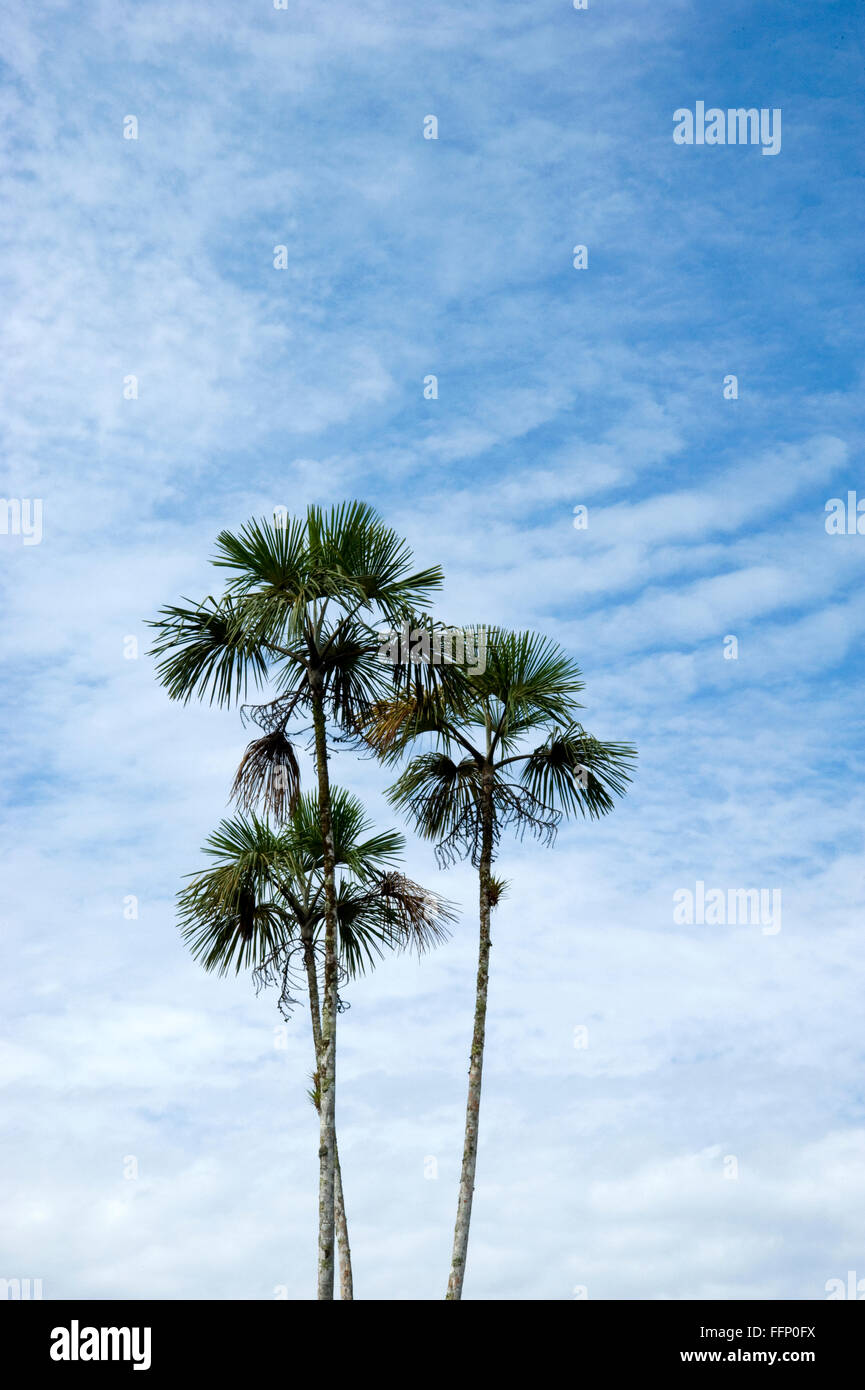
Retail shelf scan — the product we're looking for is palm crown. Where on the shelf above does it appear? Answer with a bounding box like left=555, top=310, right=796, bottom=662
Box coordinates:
left=149, top=503, right=444, bottom=813
left=178, top=789, right=454, bottom=982
left=150, top=503, right=442, bottom=714
left=365, top=625, right=637, bottom=863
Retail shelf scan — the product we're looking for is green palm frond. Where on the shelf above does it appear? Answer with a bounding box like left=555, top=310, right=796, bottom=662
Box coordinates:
left=177, top=813, right=296, bottom=974
left=287, top=788, right=405, bottom=877
left=148, top=596, right=268, bottom=706
left=477, top=627, right=586, bottom=737
left=213, top=517, right=320, bottom=655
left=179, top=891, right=292, bottom=975
left=518, top=725, right=637, bottom=819
left=331, top=882, right=393, bottom=976
left=197, top=811, right=287, bottom=868
left=288, top=787, right=369, bottom=859
left=378, top=626, right=636, bottom=859
left=310, top=619, right=393, bottom=729
left=387, top=753, right=481, bottom=842
left=214, top=514, right=311, bottom=598
left=308, top=502, right=443, bottom=620
left=330, top=872, right=455, bottom=977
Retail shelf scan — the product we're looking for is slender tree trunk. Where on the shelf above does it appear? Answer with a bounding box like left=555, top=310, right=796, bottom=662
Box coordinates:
left=332, top=1142, right=353, bottom=1299
left=446, top=771, right=495, bottom=1300
left=310, top=686, right=339, bottom=1300
left=302, top=926, right=354, bottom=1300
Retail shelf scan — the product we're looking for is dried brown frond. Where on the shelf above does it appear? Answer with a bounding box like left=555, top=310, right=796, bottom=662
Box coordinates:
left=373, top=870, right=456, bottom=953
left=230, top=729, right=300, bottom=822
left=355, top=697, right=414, bottom=755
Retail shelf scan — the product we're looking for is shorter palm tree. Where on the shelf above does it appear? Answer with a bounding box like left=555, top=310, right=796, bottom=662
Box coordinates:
left=363, top=625, right=637, bottom=1299
left=177, top=789, right=454, bottom=1299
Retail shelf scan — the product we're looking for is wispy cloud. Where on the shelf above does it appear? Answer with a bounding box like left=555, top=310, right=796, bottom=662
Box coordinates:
left=1, top=0, right=863, bottom=1300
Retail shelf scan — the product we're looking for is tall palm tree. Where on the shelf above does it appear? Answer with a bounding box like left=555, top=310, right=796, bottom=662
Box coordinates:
left=177, top=790, right=454, bottom=1299
left=149, top=502, right=443, bottom=1298
left=363, top=626, right=637, bottom=1299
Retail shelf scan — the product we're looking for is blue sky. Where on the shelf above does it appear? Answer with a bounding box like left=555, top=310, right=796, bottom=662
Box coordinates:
left=1, top=0, right=864, bottom=1299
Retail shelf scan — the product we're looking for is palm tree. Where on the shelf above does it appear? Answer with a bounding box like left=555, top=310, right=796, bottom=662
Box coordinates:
left=149, top=502, right=443, bottom=1298
left=177, top=790, right=454, bottom=1299
left=363, top=625, right=636, bottom=1299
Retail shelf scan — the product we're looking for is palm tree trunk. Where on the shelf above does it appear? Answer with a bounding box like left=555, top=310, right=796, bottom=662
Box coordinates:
left=310, top=686, right=339, bottom=1300
left=446, top=771, right=494, bottom=1300
left=333, top=1149, right=353, bottom=1299
left=302, top=926, right=354, bottom=1300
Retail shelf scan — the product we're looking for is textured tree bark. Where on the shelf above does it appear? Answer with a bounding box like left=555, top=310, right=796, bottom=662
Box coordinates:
left=446, top=770, right=494, bottom=1300
left=311, top=688, right=338, bottom=1300
left=302, top=925, right=353, bottom=1300
left=333, top=1151, right=353, bottom=1300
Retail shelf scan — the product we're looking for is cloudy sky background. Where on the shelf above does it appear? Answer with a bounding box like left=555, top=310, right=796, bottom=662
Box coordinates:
left=1, top=0, right=864, bottom=1299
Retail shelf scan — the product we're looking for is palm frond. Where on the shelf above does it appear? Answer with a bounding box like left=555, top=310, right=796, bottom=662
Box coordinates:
left=148, top=596, right=268, bottom=706
left=387, top=752, right=482, bottom=843
left=212, top=515, right=319, bottom=651
left=358, top=679, right=478, bottom=765
left=519, top=725, right=637, bottom=819
left=230, top=729, right=301, bottom=822
left=310, top=619, right=393, bottom=730
left=330, top=872, right=455, bottom=977
left=286, top=787, right=405, bottom=876
left=214, top=514, right=310, bottom=596
left=478, top=627, right=587, bottom=739
left=308, top=501, right=444, bottom=620
left=179, top=890, right=292, bottom=975
left=176, top=814, right=297, bottom=974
